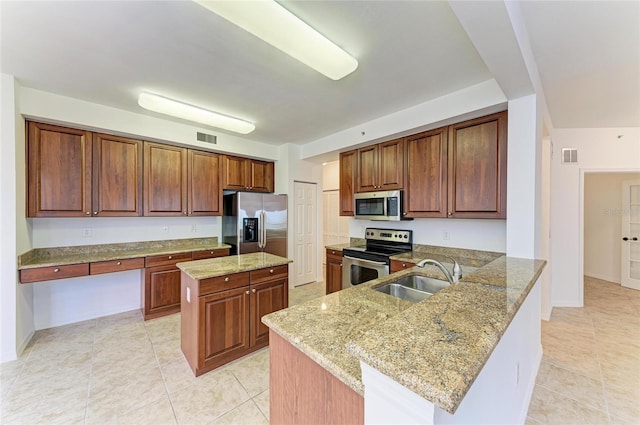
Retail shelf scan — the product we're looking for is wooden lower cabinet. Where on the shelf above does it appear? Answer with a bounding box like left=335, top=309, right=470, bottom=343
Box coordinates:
left=269, top=331, right=364, bottom=424
left=143, top=264, right=183, bottom=320
left=390, top=259, right=417, bottom=273
left=326, top=249, right=343, bottom=294
left=181, top=265, right=289, bottom=376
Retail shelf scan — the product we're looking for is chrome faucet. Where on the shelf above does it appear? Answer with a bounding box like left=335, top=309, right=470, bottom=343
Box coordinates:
left=416, top=257, right=462, bottom=284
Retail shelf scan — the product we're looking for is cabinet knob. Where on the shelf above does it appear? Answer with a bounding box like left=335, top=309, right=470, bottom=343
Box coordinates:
left=448, top=212, right=453, bottom=217
left=269, top=269, right=274, bottom=274
left=116, top=261, right=122, bottom=266
left=210, top=251, right=214, bottom=255
left=402, top=263, right=406, bottom=267
left=85, top=211, right=91, bottom=215
left=93, top=211, right=98, bottom=215
left=339, top=263, right=342, bottom=267
left=168, top=256, right=172, bottom=260
left=53, top=268, right=60, bottom=273
left=245, top=290, right=250, bottom=295
left=224, top=277, right=230, bottom=282
left=252, top=288, right=256, bottom=293
left=183, top=211, right=187, bottom=215
left=331, top=250, right=335, bottom=254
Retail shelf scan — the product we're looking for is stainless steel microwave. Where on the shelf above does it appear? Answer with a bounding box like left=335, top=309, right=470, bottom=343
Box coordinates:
left=354, top=190, right=409, bottom=221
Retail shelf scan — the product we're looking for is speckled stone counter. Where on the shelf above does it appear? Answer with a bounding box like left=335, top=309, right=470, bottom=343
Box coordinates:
left=262, top=254, right=546, bottom=414
left=177, top=252, right=292, bottom=280
left=18, top=237, right=230, bottom=269
left=325, top=237, right=365, bottom=252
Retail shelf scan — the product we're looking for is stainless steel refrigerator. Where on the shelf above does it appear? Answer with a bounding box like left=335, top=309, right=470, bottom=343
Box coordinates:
left=222, top=193, right=288, bottom=257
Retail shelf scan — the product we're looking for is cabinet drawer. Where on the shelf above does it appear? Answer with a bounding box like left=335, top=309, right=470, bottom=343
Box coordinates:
left=145, top=252, right=192, bottom=268
left=90, top=258, right=145, bottom=275
left=250, top=265, right=288, bottom=284
left=200, top=271, right=250, bottom=296
left=20, top=263, right=89, bottom=283
left=326, top=249, right=343, bottom=262
left=390, top=259, right=416, bottom=273
left=192, top=248, right=230, bottom=260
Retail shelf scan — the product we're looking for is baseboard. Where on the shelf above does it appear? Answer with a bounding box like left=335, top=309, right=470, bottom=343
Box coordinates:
left=518, top=344, right=543, bottom=424
left=17, top=329, right=35, bottom=356
left=35, top=302, right=140, bottom=330
left=584, top=273, right=620, bottom=285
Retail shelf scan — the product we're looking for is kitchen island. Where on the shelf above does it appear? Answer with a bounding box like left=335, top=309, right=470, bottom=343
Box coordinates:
left=177, top=252, right=292, bottom=376
left=263, top=253, right=545, bottom=424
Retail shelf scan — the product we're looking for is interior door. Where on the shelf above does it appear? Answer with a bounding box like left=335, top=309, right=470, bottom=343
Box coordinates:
left=294, top=182, right=317, bottom=286
left=621, top=179, right=640, bottom=290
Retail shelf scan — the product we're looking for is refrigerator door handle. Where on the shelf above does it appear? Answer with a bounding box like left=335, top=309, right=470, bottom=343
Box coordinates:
left=261, top=210, right=267, bottom=249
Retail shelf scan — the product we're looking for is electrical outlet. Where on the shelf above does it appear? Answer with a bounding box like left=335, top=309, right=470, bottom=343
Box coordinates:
left=442, top=231, right=450, bottom=240
left=186, top=287, right=191, bottom=303
left=191, top=224, right=197, bottom=233
left=162, top=226, right=169, bottom=233
left=82, top=228, right=92, bottom=238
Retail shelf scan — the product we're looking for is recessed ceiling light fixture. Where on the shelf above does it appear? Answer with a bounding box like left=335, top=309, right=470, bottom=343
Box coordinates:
left=194, top=0, right=358, bottom=80
left=138, top=92, right=255, bottom=134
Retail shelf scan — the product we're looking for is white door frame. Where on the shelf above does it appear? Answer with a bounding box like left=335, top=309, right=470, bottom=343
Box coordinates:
left=621, top=179, right=640, bottom=290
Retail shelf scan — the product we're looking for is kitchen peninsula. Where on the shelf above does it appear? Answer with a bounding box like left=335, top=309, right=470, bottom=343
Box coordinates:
left=177, top=252, right=292, bottom=377
left=263, top=252, right=546, bottom=424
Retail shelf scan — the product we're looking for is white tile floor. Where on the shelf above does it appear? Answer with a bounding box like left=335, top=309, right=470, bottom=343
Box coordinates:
left=1, top=278, right=637, bottom=424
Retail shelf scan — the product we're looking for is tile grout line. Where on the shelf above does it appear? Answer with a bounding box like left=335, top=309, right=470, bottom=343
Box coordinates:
left=82, top=318, right=99, bottom=425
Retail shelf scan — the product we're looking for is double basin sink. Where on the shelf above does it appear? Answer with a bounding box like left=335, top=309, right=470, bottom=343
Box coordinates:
left=373, top=274, right=451, bottom=302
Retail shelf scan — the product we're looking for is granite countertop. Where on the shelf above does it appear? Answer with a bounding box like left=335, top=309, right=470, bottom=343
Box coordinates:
left=262, top=253, right=546, bottom=414
left=18, top=237, right=231, bottom=269
left=177, top=252, right=292, bottom=280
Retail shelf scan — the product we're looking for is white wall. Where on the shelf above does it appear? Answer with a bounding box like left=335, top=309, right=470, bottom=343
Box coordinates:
left=551, top=127, right=640, bottom=306
left=322, top=160, right=340, bottom=191
left=584, top=172, right=640, bottom=283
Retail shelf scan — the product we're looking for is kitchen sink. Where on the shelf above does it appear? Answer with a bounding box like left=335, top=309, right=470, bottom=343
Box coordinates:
left=373, top=274, right=450, bottom=302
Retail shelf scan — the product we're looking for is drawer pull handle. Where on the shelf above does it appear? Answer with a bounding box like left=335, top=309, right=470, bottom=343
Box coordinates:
left=117, top=261, right=122, bottom=266
left=54, top=268, right=60, bottom=273
left=168, top=256, right=172, bottom=260
left=245, top=290, right=250, bottom=295
left=224, top=277, right=230, bottom=282
left=252, top=288, right=256, bottom=293
left=269, top=269, right=274, bottom=274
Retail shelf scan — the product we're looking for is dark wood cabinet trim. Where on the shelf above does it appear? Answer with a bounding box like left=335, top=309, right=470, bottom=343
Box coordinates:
left=20, top=263, right=89, bottom=283
left=339, top=150, right=356, bottom=216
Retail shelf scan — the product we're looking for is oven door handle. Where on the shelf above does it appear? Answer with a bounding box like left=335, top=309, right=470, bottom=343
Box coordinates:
left=342, top=256, right=388, bottom=266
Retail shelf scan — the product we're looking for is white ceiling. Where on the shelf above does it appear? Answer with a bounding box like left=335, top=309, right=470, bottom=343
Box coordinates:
left=1, top=1, right=638, bottom=146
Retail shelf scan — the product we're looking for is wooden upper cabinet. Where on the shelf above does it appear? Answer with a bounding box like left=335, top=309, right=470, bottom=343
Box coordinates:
left=143, top=142, right=188, bottom=216
left=221, top=155, right=274, bottom=192
left=92, top=133, right=143, bottom=217
left=27, top=122, right=92, bottom=217
left=404, top=128, right=448, bottom=218
left=447, top=111, right=507, bottom=218
left=249, top=160, right=275, bottom=193
left=356, top=138, right=404, bottom=193
left=188, top=150, right=222, bottom=216
left=339, top=150, right=356, bottom=216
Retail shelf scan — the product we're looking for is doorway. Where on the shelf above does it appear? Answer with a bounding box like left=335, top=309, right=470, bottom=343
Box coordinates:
left=293, top=181, right=317, bottom=287
left=583, top=172, right=640, bottom=291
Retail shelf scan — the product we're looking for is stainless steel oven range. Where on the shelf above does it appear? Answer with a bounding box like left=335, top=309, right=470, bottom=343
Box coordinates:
left=342, top=228, right=413, bottom=289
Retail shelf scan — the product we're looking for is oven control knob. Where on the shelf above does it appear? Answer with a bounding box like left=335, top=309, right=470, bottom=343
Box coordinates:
left=404, top=235, right=408, bottom=239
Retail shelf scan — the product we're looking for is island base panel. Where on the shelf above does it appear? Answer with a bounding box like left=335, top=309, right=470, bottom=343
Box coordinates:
left=269, top=330, right=364, bottom=425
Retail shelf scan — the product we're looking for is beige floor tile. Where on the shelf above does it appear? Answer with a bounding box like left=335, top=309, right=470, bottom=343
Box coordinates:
left=535, top=359, right=606, bottom=411
left=169, top=369, right=251, bottom=425
left=33, top=319, right=96, bottom=342
left=254, top=389, right=269, bottom=420
left=86, top=366, right=167, bottom=423
left=2, top=381, right=87, bottom=425
left=524, top=415, right=543, bottom=425
left=541, top=337, right=601, bottom=379
left=610, top=413, right=640, bottom=425
left=605, top=383, right=640, bottom=424
left=158, top=352, right=208, bottom=395
left=209, top=399, right=268, bottom=425
left=289, top=281, right=325, bottom=306
left=0, top=360, right=24, bottom=399
left=227, top=348, right=270, bottom=396
left=600, top=359, right=640, bottom=391
left=86, top=394, right=177, bottom=425
left=528, top=384, right=609, bottom=425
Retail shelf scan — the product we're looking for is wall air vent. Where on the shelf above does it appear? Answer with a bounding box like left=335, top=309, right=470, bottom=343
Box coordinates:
left=561, top=148, right=578, bottom=164
left=196, top=132, right=217, bottom=144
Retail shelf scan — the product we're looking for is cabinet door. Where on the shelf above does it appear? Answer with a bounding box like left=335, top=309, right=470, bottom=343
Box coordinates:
left=325, top=250, right=343, bottom=294
left=404, top=128, right=448, bottom=218
left=221, top=155, right=249, bottom=190
left=339, top=150, right=356, bottom=216
left=378, top=138, right=404, bottom=190
left=27, top=122, right=92, bottom=217
left=250, top=277, right=288, bottom=348
left=144, top=265, right=181, bottom=319
left=188, top=150, right=222, bottom=216
left=200, top=286, right=250, bottom=368
left=250, top=160, right=275, bottom=193
left=143, top=142, right=188, bottom=216
left=92, top=133, right=143, bottom=217
left=356, top=145, right=379, bottom=192
left=448, top=111, right=507, bottom=218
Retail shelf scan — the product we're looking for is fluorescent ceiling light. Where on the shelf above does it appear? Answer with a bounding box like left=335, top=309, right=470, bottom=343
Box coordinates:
left=194, top=0, right=358, bottom=80
left=138, top=92, right=255, bottom=134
